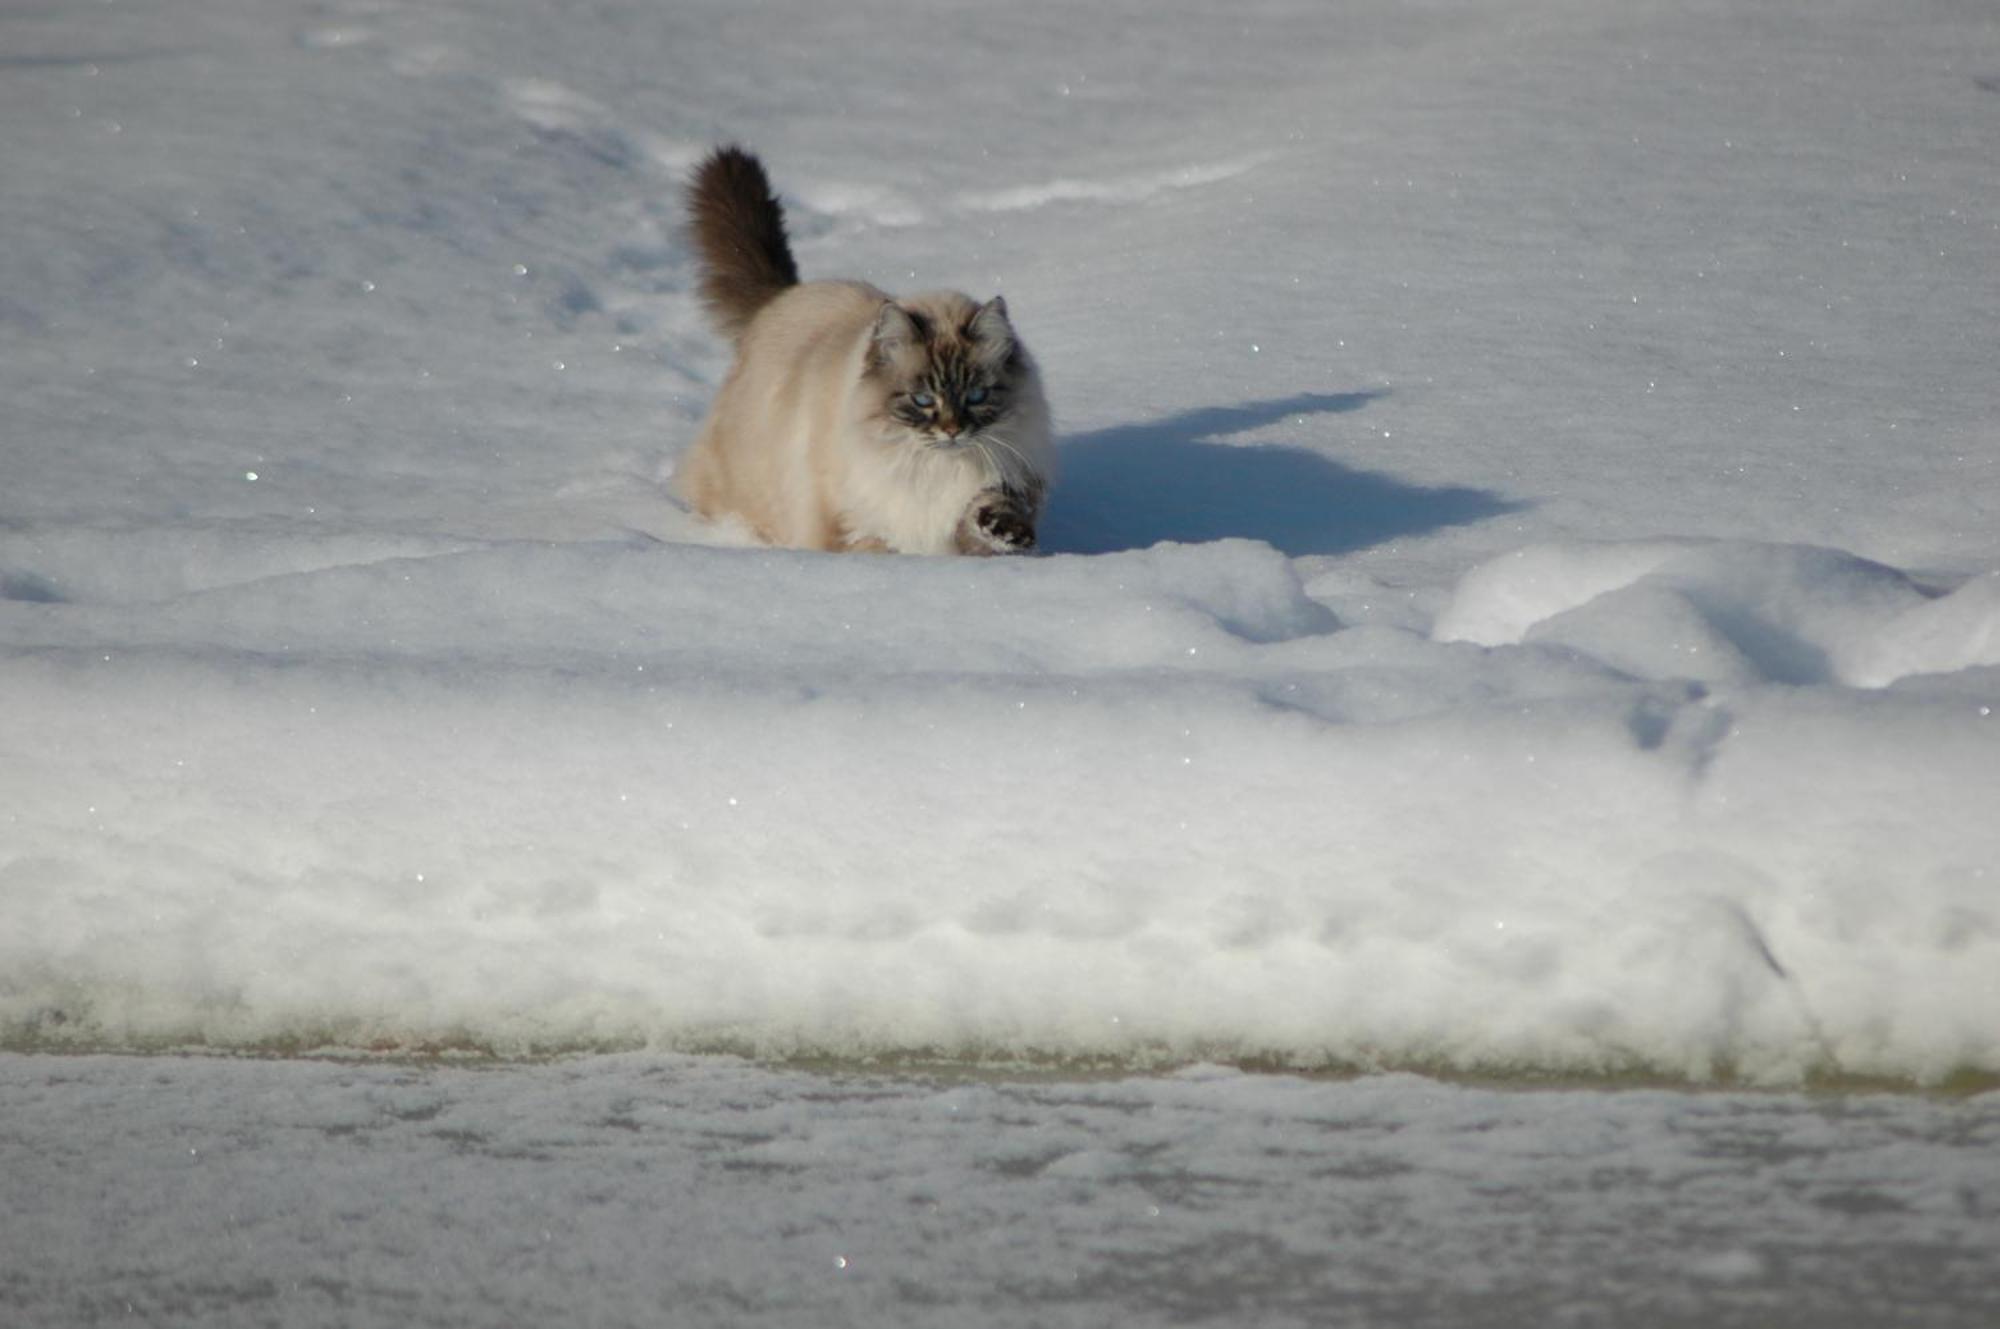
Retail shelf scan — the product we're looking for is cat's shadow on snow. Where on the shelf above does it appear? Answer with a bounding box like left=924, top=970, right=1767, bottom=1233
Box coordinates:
left=1040, top=391, right=1521, bottom=557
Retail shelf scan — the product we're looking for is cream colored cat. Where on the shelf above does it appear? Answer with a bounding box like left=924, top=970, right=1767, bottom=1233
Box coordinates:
left=673, top=147, right=1053, bottom=555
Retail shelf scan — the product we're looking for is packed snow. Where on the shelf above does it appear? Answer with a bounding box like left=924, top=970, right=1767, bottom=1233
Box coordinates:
left=4, top=0, right=1998, bottom=1088
left=4, top=1052, right=1997, bottom=1328
left=7, top=0, right=2000, bottom=1321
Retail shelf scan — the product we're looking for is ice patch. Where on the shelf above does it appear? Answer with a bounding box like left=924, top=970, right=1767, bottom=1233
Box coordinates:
left=786, top=180, right=928, bottom=229
left=957, top=156, right=1267, bottom=213
left=5, top=1054, right=1995, bottom=1325
left=1687, top=1249, right=1768, bottom=1283
left=638, top=136, right=712, bottom=176
left=386, top=42, right=464, bottom=77
left=502, top=77, right=640, bottom=168
left=503, top=77, right=614, bottom=132
left=297, top=26, right=379, bottom=52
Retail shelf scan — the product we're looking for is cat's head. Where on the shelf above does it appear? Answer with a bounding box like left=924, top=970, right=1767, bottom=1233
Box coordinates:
left=864, top=292, right=1027, bottom=448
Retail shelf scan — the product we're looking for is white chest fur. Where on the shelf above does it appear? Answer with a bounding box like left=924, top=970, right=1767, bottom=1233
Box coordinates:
left=840, top=439, right=1006, bottom=555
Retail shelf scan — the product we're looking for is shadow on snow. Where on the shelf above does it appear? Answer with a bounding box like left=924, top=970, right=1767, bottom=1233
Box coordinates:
left=1040, top=391, right=1522, bottom=557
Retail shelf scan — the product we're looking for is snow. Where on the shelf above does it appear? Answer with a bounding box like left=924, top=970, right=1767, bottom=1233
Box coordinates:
left=1434, top=540, right=2000, bottom=686
left=6, top=529, right=1994, bottom=1080
left=4, top=1052, right=1997, bottom=1327
left=3, top=0, right=2000, bottom=1318
left=3, top=0, right=1998, bottom=1084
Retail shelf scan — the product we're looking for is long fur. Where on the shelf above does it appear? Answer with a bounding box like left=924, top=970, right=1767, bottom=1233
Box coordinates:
left=687, top=146, right=800, bottom=344
left=675, top=148, right=1055, bottom=556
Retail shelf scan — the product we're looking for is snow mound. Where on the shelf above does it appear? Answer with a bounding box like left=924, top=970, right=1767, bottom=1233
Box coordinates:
left=3, top=536, right=1334, bottom=674
left=1435, top=540, right=2000, bottom=687
left=5, top=533, right=1998, bottom=1084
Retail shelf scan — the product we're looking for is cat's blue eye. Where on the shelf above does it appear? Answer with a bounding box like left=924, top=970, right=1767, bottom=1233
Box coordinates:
left=911, top=391, right=935, bottom=408
left=965, top=386, right=989, bottom=406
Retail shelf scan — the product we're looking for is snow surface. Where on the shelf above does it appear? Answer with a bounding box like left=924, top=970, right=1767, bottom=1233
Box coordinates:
left=6, top=0, right=2000, bottom=1086
left=4, top=1052, right=1997, bottom=1329
left=7, top=0, right=2000, bottom=1321
left=6, top=0, right=1999, bottom=1086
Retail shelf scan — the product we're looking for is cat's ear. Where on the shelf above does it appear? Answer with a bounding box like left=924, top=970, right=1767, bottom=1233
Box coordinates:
left=873, top=302, right=919, bottom=348
left=968, top=296, right=1014, bottom=366
left=868, top=303, right=925, bottom=373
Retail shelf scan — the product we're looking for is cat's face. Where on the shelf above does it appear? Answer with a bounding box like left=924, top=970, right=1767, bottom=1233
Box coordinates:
left=865, top=295, right=1023, bottom=449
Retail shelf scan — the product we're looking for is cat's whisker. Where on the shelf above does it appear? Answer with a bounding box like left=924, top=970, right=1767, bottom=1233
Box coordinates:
left=977, top=432, right=1034, bottom=473
left=970, top=438, right=1001, bottom=477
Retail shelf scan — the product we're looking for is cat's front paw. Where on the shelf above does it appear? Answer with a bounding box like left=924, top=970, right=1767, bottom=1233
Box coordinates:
left=977, top=502, right=1036, bottom=552
left=959, top=497, right=1036, bottom=555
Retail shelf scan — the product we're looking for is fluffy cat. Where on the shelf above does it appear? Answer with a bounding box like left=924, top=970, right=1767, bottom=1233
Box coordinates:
left=673, top=147, right=1053, bottom=555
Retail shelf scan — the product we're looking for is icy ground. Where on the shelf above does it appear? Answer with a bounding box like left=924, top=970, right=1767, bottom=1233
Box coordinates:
left=3, top=0, right=2000, bottom=1321
left=5, top=1052, right=1998, bottom=1329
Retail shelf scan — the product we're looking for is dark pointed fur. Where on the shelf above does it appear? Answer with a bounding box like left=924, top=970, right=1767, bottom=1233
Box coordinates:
left=687, top=146, right=800, bottom=344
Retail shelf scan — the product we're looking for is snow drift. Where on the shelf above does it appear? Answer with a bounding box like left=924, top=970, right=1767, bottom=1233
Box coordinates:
left=4, top=531, right=1995, bottom=1083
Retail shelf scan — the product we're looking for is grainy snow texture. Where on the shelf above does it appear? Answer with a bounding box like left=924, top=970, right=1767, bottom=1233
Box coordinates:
left=3, top=0, right=2000, bottom=1319
left=3, top=1053, right=1997, bottom=1329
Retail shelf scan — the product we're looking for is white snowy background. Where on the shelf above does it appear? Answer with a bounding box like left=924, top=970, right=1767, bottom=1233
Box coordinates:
left=2, top=0, right=1998, bottom=1323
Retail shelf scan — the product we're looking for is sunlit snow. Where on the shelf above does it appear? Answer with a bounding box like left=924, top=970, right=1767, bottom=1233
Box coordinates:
left=5, top=0, right=2000, bottom=1321
left=3, top=0, right=1997, bottom=1087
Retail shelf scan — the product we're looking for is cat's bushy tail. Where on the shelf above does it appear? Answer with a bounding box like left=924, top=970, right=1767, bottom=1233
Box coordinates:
left=687, top=146, right=799, bottom=344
